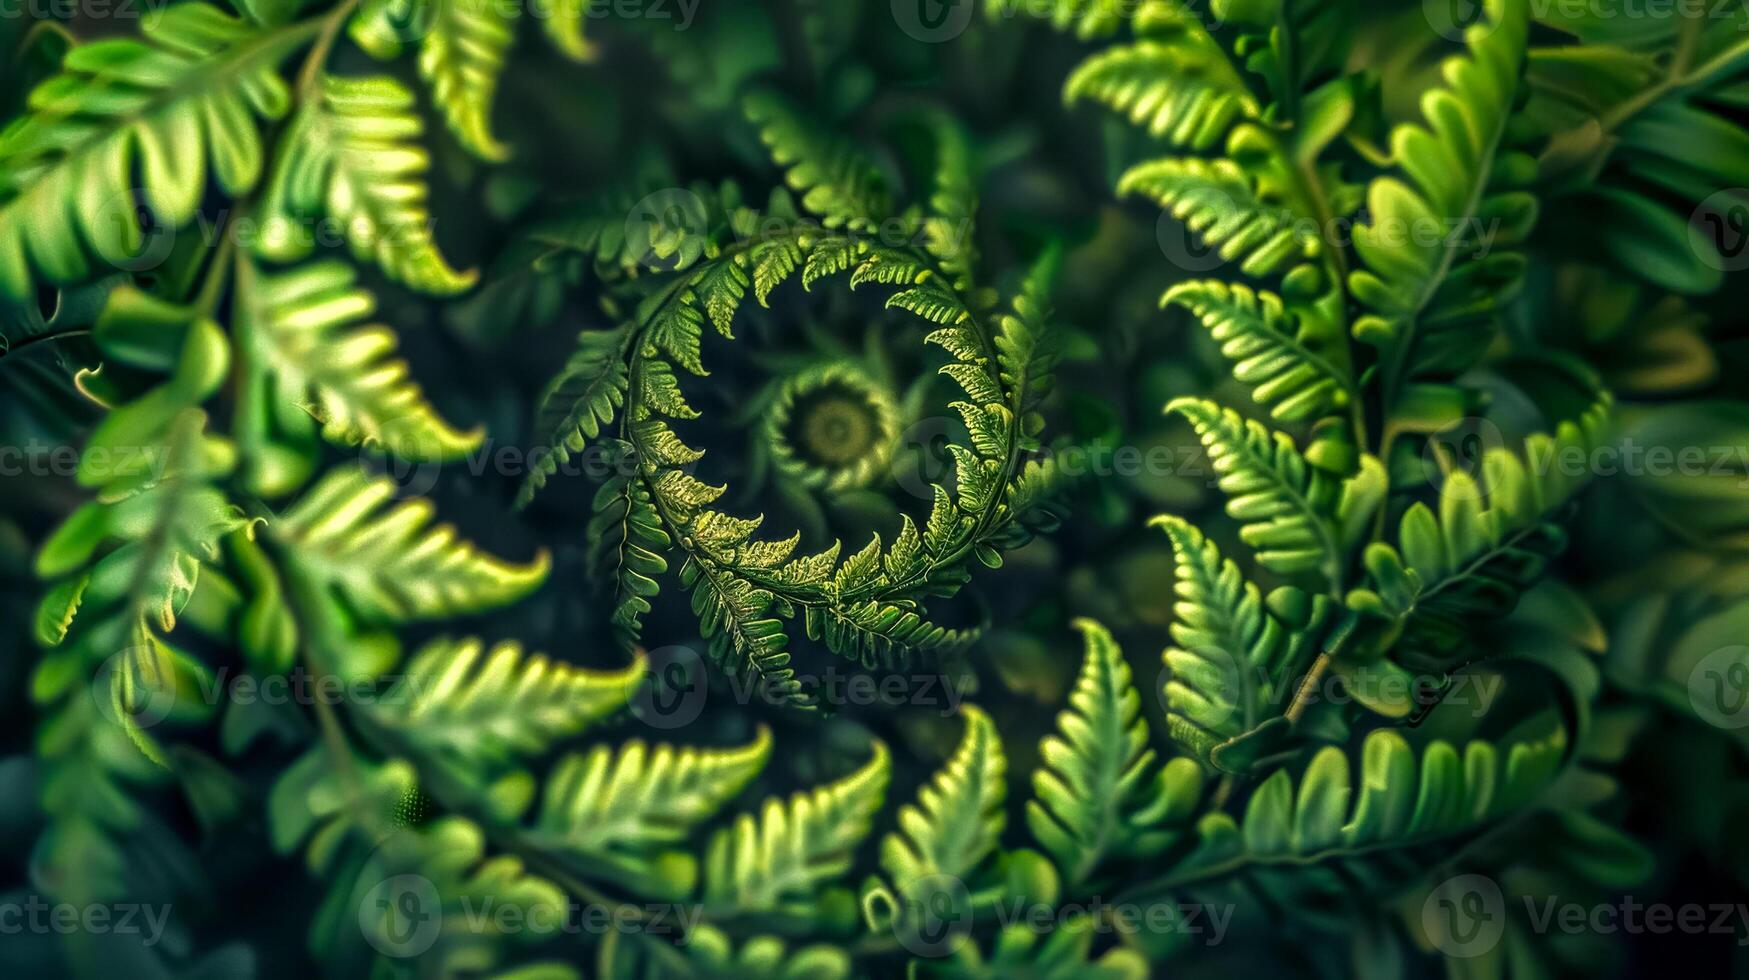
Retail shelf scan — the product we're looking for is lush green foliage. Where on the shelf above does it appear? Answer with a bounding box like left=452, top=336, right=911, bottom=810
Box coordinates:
left=3, top=1, right=1748, bottom=977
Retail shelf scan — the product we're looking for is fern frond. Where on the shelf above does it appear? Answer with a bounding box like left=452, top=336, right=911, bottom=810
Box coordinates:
left=1164, top=280, right=1353, bottom=424
left=702, top=741, right=890, bottom=915
left=1167, top=397, right=1342, bottom=582
left=0, top=3, right=304, bottom=299
left=240, top=260, right=481, bottom=461
left=586, top=452, right=670, bottom=651
left=880, top=706, right=1006, bottom=900
left=1065, top=36, right=1257, bottom=150
left=1159, top=726, right=1571, bottom=901
left=603, top=923, right=852, bottom=979
left=802, top=601, right=978, bottom=672
left=1027, top=620, right=1204, bottom=886
left=273, top=466, right=549, bottom=622
left=360, top=817, right=568, bottom=973
left=1118, top=158, right=1321, bottom=278
left=533, top=0, right=596, bottom=61
left=680, top=558, right=804, bottom=706
left=941, top=916, right=1151, bottom=979
left=1349, top=0, right=1536, bottom=391
left=33, top=288, right=244, bottom=766
left=530, top=727, right=772, bottom=893
left=518, top=326, right=632, bottom=507
left=375, top=637, right=645, bottom=767
left=1349, top=399, right=1614, bottom=662
left=257, top=74, right=475, bottom=295
left=417, top=0, right=514, bottom=157
left=743, top=91, right=891, bottom=232
left=1151, top=517, right=1306, bottom=770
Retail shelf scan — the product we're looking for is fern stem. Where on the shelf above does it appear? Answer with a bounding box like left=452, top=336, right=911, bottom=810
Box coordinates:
left=0, top=326, right=88, bottom=361
left=1281, top=653, right=1329, bottom=725
left=296, top=0, right=364, bottom=101
left=1596, top=11, right=1712, bottom=134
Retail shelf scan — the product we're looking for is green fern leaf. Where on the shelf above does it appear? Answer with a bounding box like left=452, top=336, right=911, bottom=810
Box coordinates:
left=602, top=923, right=852, bottom=980
left=1159, top=725, right=1571, bottom=901
left=743, top=91, right=891, bottom=232
left=1152, top=516, right=1306, bottom=770
left=240, top=260, right=481, bottom=461
left=1167, top=397, right=1342, bottom=581
left=257, top=74, right=476, bottom=295
left=1349, top=0, right=1536, bottom=392
left=1027, top=620, right=1204, bottom=886
left=1118, top=158, right=1321, bottom=278
left=0, top=3, right=303, bottom=299
left=1064, top=34, right=1257, bottom=150
left=518, top=326, right=632, bottom=507
left=374, top=637, right=646, bottom=767
left=273, top=466, right=549, bottom=622
left=418, top=0, right=516, bottom=161
left=533, top=0, right=595, bottom=61
left=880, top=705, right=1006, bottom=899
left=1163, top=280, right=1353, bottom=424
left=1349, top=400, right=1613, bottom=661
left=803, top=601, right=978, bottom=671
left=702, top=741, right=890, bottom=914
left=586, top=453, right=670, bottom=651
left=530, top=727, right=772, bottom=892
left=680, top=558, right=804, bottom=706
left=937, top=916, right=1151, bottom=979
